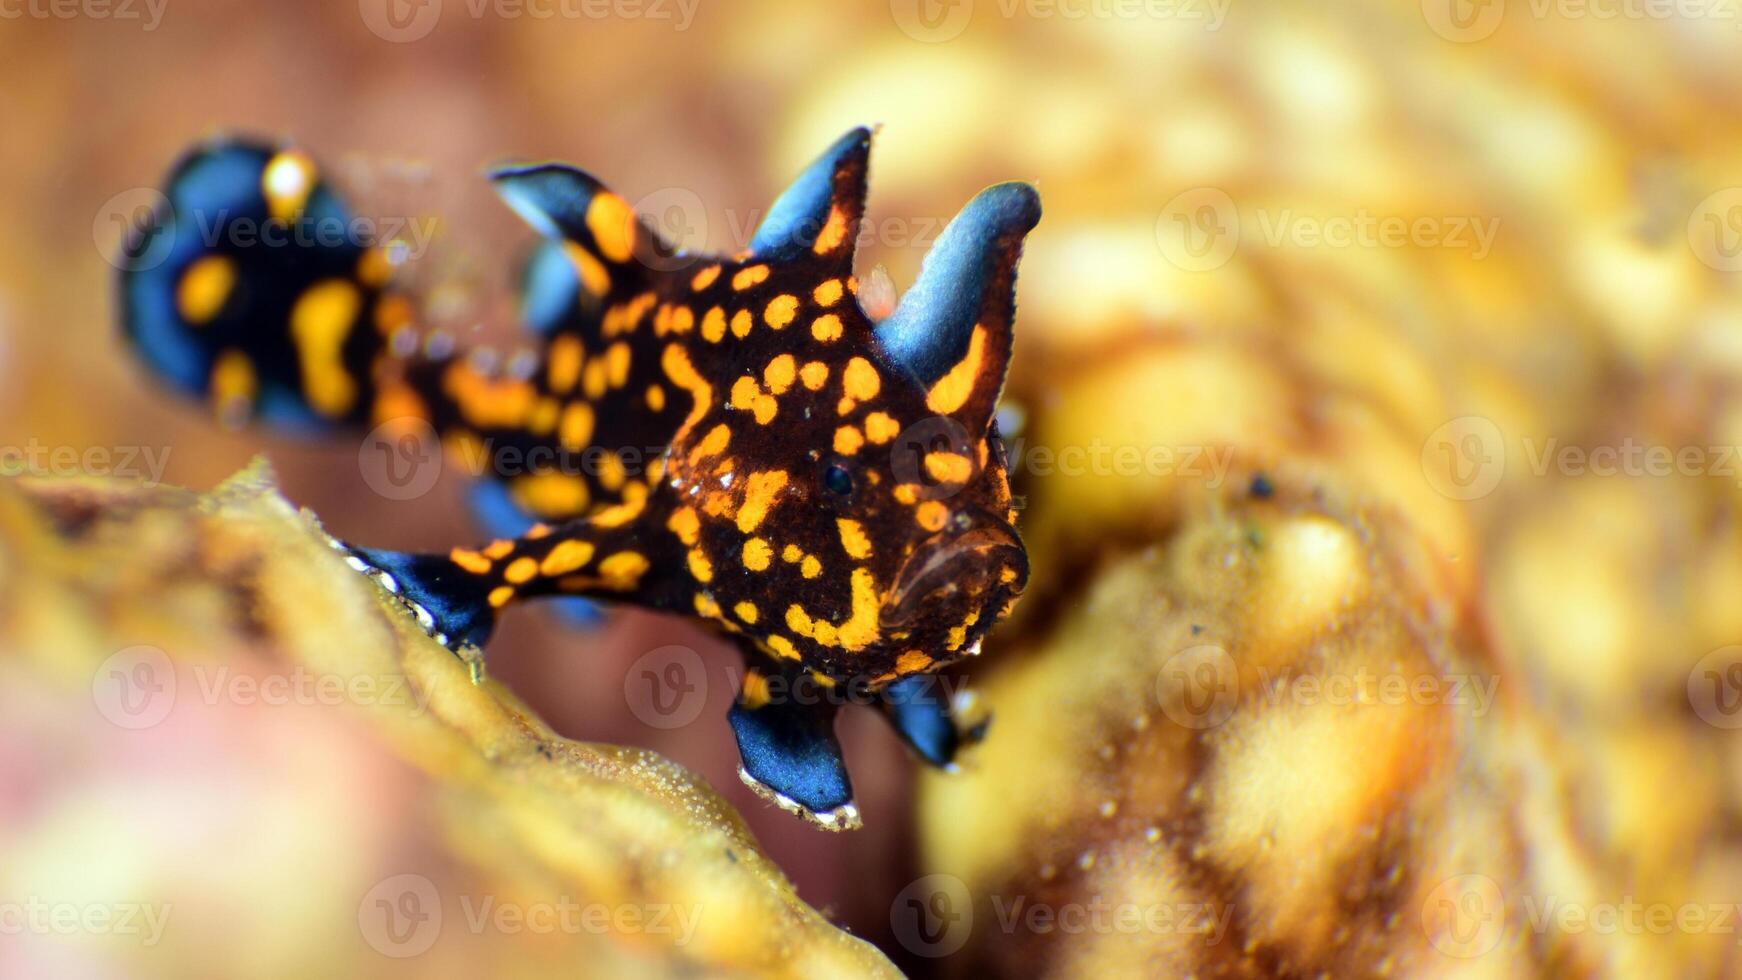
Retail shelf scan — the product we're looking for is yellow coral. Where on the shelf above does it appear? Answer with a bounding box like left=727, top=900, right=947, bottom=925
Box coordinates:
left=0, top=464, right=896, bottom=979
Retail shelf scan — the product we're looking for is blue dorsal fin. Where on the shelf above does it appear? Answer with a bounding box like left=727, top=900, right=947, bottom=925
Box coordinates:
left=873, top=181, right=1040, bottom=433
left=490, top=162, right=679, bottom=293
left=489, top=163, right=609, bottom=241
left=749, top=127, right=872, bottom=265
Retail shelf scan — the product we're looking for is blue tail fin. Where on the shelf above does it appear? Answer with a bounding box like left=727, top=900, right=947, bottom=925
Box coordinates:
left=118, top=138, right=402, bottom=433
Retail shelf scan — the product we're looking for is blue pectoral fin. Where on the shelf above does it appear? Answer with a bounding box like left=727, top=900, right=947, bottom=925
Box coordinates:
left=517, top=239, right=583, bottom=337
left=878, top=674, right=987, bottom=770
left=728, top=690, right=859, bottom=831
left=343, top=546, right=498, bottom=653
left=465, top=481, right=603, bottom=627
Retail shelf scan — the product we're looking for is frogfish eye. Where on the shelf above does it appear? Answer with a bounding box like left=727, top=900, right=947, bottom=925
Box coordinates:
left=822, top=463, right=854, bottom=496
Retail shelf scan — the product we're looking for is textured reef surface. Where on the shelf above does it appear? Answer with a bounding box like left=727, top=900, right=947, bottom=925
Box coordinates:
left=0, top=463, right=897, bottom=978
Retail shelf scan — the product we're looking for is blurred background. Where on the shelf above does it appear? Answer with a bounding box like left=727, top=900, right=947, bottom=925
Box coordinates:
left=4, top=0, right=1742, bottom=976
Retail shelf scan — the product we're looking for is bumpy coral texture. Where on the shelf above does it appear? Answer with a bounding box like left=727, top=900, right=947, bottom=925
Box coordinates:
left=0, top=465, right=898, bottom=979
left=915, top=334, right=1742, bottom=977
